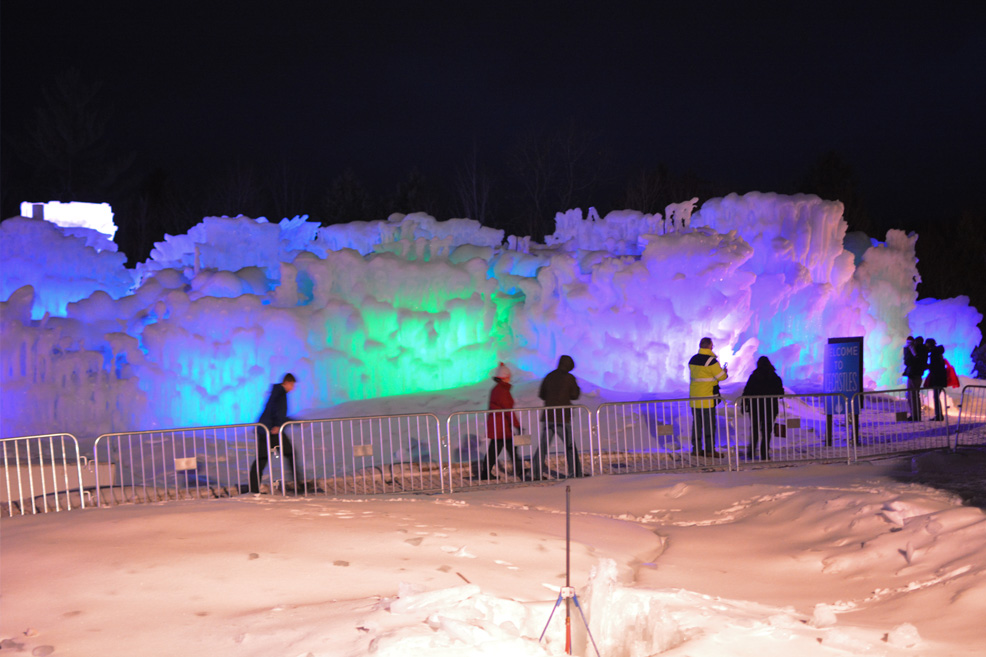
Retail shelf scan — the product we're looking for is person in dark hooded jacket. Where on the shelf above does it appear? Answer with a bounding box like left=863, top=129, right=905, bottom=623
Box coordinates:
left=533, top=355, right=583, bottom=479
left=903, top=336, right=928, bottom=421
left=741, top=356, right=784, bottom=460
left=923, top=339, right=947, bottom=421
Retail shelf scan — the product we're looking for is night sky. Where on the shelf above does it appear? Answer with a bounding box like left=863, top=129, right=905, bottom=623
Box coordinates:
left=2, top=1, right=985, bottom=229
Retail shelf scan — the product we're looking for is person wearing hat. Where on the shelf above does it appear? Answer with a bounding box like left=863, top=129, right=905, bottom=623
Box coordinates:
left=475, top=362, right=527, bottom=481
left=904, top=336, right=928, bottom=421
left=249, top=373, right=300, bottom=493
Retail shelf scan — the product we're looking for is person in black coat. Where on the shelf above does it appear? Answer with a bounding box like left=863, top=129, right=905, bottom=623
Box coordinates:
left=249, top=373, right=299, bottom=493
left=903, top=336, right=928, bottom=421
left=923, top=339, right=947, bottom=421
left=534, top=355, right=583, bottom=479
left=741, top=356, right=785, bottom=460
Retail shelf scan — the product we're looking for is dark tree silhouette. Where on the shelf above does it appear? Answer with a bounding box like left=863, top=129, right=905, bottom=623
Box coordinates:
left=508, top=120, right=607, bottom=239
left=386, top=168, right=452, bottom=219
left=916, top=207, right=986, bottom=377
left=203, top=163, right=265, bottom=219
left=454, top=142, right=493, bottom=224
left=266, top=156, right=310, bottom=222
left=320, top=169, right=377, bottom=225
left=622, top=165, right=722, bottom=217
left=14, top=69, right=135, bottom=204
left=114, top=168, right=196, bottom=264
left=798, top=151, right=874, bottom=235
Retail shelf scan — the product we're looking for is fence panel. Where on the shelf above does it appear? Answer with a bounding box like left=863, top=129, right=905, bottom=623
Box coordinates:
left=1, top=434, right=87, bottom=516
left=851, top=389, right=950, bottom=458
left=92, top=424, right=265, bottom=507
left=955, top=385, right=986, bottom=449
left=732, top=394, right=852, bottom=467
left=446, top=406, right=594, bottom=490
left=595, top=398, right=733, bottom=473
left=275, top=414, right=444, bottom=495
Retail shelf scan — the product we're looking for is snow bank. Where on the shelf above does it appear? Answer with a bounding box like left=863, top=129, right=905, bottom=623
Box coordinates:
left=4, top=459, right=984, bottom=656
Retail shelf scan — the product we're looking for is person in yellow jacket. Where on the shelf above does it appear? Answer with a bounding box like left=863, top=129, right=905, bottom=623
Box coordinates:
left=688, top=337, right=728, bottom=458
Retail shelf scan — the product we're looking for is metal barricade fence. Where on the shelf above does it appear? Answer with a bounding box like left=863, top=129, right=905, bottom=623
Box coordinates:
left=595, top=398, right=733, bottom=473
left=13, top=386, right=983, bottom=515
left=276, top=414, right=444, bottom=495
left=732, top=393, right=853, bottom=467
left=955, top=385, right=986, bottom=449
left=851, top=388, right=950, bottom=458
left=92, top=424, right=265, bottom=507
left=446, top=406, right=593, bottom=490
left=2, top=434, right=87, bottom=516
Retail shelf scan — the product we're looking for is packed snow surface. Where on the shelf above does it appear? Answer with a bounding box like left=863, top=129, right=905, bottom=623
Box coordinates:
left=3, top=452, right=986, bottom=656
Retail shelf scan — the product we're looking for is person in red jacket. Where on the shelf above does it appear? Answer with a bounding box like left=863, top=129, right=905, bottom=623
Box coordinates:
left=475, top=363, right=526, bottom=480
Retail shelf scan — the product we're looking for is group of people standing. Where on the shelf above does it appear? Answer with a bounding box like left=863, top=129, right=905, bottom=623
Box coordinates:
left=482, top=337, right=787, bottom=478
left=687, top=337, right=784, bottom=461
left=247, top=356, right=588, bottom=492
left=903, top=336, right=949, bottom=422
left=247, top=335, right=958, bottom=490
left=248, top=340, right=785, bottom=490
left=476, top=355, right=584, bottom=481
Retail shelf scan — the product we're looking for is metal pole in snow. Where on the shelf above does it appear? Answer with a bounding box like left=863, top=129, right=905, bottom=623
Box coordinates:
left=565, top=484, right=572, bottom=654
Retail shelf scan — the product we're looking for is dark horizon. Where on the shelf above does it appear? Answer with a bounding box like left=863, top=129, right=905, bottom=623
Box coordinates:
left=3, top=2, right=985, bottom=246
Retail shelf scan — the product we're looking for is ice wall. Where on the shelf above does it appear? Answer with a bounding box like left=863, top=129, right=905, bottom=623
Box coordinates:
left=546, top=207, right=662, bottom=255
left=0, top=216, right=133, bottom=319
left=1, top=193, right=981, bottom=441
left=0, top=287, right=148, bottom=438
left=508, top=225, right=758, bottom=391
left=910, top=297, right=984, bottom=374
left=2, top=252, right=505, bottom=439
left=510, top=193, right=975, bottom=392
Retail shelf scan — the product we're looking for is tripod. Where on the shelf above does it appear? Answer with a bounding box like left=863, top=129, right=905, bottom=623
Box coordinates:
left=539, top=485, right=601, bottom=656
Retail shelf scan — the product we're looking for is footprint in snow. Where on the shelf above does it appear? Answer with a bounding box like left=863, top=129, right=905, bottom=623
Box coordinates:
left=667, top=482, right=689, bottom=498
left=441, top=546, right=477, bottom=558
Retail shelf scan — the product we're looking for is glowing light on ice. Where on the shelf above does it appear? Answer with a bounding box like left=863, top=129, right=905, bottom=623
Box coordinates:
left=21, top=201, right=118, bottom=240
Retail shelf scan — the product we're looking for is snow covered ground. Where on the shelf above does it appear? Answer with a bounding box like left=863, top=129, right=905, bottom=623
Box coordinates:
left=3, top=446, right=986, bottom=656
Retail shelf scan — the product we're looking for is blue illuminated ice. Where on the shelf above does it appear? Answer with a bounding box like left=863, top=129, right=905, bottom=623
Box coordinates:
left=0, top=216, right=133, bottom=318
left=0, top=193, right=981, bottom=440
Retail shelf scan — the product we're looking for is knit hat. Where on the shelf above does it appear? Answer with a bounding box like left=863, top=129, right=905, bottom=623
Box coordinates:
left=492, top=362, right=511, bottom=379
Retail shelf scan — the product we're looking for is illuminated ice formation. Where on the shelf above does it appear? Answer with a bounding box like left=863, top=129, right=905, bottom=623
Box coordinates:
left=0, top=193, right=981, bottom=440
left=20, top=200, right=118, bottom=240
left=0, top=216, right=133, bottom=318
